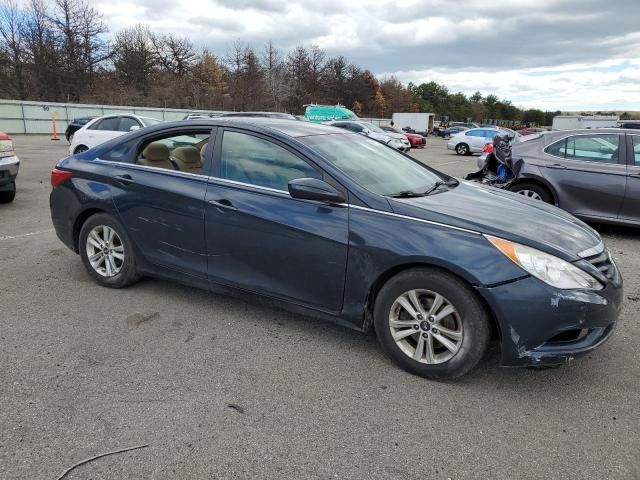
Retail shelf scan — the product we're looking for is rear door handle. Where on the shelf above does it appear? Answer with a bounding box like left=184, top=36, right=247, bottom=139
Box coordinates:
left=114, top=174, right=136, bottom=185
left=630, top=173, right=640, bottom=178
left=208, top=199, right=238, bottom=212
left=547, top=164, right=567, bottom=170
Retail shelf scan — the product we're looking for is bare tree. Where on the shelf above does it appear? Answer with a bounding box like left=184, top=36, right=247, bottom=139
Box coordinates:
left=261, top=40, right=287, bottom=111
left=23, top=0, right=60, bottom=100
left=152, top=33, right=195, bottom=77
left=0, top=0, right=27, bottom=98
left=49, top=0, right=108, bottom=100
left=112, top=24, right=158, bottom=95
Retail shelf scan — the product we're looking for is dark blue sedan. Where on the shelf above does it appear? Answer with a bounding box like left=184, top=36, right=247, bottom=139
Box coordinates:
left=49, top=119, right=623, bottom=379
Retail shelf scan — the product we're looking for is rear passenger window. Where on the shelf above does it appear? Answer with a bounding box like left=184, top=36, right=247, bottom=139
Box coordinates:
left=633, top=136, right=640, bottom=166
left=220, top=131, right=321, bottom=191
left=90, top=117, right=120, bottom=131
left=99, top=139, right=137, bottom=162
left=136, top=131, right=211, bottom=174
left=546, top=135, right=620, bottom=163
left=118, top=117, right=140, bottom=132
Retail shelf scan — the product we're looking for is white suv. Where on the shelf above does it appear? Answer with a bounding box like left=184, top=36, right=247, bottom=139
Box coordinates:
left=69, top=114, right=163, bottom=154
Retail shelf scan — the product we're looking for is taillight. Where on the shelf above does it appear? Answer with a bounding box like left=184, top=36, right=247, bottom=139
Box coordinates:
left=51, top=169, right=73, bottom=187
left=483, top=143, right=494, bottom=154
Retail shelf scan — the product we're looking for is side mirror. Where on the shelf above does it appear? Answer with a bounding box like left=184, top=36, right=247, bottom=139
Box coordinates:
left=288, top=178, right=345, bottom=204
left=360, top=129, right=370, bottom=136
left=130, top=125, right=140, bottom=131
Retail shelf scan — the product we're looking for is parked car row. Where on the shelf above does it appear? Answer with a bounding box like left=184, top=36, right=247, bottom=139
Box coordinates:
left=66, top=111, right=421, bottom=155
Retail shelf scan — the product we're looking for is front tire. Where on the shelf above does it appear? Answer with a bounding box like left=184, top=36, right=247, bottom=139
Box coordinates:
left=510, top=182, right=553, bottom=203
left=74, top=145, right=88, bottom=154
left=455, top=143, right=469, bottom=155
left=79, top=213, right=140, bottom=288
left=374, top=268, right=490, bottom=380
left=0, top=182, right=16, bottom=203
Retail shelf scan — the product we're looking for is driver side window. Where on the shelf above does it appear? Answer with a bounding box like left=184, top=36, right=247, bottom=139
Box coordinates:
left=220, top=131, right=321, bottom=191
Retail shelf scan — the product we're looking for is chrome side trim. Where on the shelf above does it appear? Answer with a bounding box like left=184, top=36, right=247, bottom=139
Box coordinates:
left=348, top=204, right=480, bottom=235
left=93, top=159, right=210, bottom=181
left=208, top=177, right=289, bottom=195
left=577, top=241, right=605, bottom=258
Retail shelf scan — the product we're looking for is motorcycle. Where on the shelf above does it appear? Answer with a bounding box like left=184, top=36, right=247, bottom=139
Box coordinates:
left=464, top=131, right=522, bottom=187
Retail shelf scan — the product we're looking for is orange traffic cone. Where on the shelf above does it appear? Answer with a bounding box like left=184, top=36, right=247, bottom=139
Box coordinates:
left=51, top=118, right=59, bottom=141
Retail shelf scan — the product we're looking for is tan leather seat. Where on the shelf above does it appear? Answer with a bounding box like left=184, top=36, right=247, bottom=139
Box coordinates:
left=139, top=142, right=174, bottom=170
left=200, top=143, right=207, bottom=160
left=172, top=146, right=202, bottom=174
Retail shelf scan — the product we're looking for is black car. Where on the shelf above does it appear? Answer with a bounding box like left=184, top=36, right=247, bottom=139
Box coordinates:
left=65, top=117, right=96, bottom=143
left=49, top=119, right=622, bottom=380
left=617, top=121, right=640, bottom=130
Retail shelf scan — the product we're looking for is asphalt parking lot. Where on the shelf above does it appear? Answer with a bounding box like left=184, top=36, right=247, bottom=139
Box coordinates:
left=1, top=135, right=639, bottom=479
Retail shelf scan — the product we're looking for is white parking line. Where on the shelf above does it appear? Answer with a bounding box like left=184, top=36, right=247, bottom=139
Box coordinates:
left=0, top=228, right=54, bottom=241
left=434, top=160, right=463, bottom=166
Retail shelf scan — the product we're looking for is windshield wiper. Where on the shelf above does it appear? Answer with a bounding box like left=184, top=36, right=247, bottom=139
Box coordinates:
left=388, top=190, right=426, bottom=198
left=388, top=178, right=459, bottom=198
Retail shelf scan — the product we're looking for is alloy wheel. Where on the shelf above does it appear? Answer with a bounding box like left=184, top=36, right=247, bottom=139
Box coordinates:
left=388, top=289, right=463, bottom=364
left=85, top=225, right=125, bottom=277
left=516, top=189, right=542, bottom=201
left=456, top=144, right=468, bottom=155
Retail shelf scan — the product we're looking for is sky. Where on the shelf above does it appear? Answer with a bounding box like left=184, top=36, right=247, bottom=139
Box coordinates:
left=90, top=0, right=640, bottom=111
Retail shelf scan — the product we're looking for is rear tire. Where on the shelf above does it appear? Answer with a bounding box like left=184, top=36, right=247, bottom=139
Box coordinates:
left=0, top=182, right=16, bottom=203
left=374, top=268, right=490, bottom=380
left=510, top=182, right=553, bottom=203
left=74, top=145, right=88, bottom=154
left=455, top=143, right=469, bottom=155
left=79, top=213, right=140, bottom=288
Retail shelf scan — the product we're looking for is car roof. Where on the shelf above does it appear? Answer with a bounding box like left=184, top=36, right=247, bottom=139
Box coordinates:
left=150, top=118, right=348, bottom=138
left=545, top=128, right=639, bottom=136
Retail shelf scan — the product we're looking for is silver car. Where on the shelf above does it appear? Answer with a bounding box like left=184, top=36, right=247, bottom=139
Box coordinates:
left=448, top=127, right=519, bottom=155
left=327, top=121, right=411, bottom=152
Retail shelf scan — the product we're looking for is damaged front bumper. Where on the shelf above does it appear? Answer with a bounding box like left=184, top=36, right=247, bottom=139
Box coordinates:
left=476, top=271, right=623, bottom=367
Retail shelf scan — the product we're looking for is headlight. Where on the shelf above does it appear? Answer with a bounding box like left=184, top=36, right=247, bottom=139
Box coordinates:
left=0, top=139, right=15, bottom=158
left=486, top=235, right=603, bottom=290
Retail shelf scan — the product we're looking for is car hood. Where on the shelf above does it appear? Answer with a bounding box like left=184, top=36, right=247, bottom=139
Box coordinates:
left=387, top=181, right=601, bottom=261
left=386, top=132, right=409, bottom=141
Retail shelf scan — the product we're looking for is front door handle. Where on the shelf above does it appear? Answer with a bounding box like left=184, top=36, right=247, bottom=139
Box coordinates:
left=208, top=199, right=238, bottom=212
left=114, top=174, right=136, bottom=185
left=630, top=173, right=640, bottom=178
left=547, top=164, right=567, bottom=170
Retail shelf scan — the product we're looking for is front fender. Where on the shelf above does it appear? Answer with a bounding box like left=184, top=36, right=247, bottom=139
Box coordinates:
left=340, top=206, right=527, bottom=329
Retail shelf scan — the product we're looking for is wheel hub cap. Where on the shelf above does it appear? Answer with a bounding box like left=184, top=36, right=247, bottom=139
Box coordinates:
left=389, top=289, right=464, bottom=365
left=86, top=225, right=125, bottom=278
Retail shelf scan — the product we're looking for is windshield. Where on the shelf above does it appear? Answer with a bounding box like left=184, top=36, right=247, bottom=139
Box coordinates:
left=363, top=122, right=385, bottom=134
left=302, top=134, right=444, bottom=196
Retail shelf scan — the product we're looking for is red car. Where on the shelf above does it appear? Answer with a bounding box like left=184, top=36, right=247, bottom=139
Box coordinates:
left=518, top=127, right=546, bottom=136
left=380, top=126, right=426, bottom=148
left=404, top=132, right=426, bottom=148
